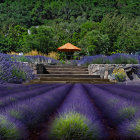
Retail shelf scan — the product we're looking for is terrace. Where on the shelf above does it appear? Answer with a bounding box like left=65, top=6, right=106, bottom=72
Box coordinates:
left=0, top=52, right=140, bottom=140
left=0, top=52, right=140, bottom=85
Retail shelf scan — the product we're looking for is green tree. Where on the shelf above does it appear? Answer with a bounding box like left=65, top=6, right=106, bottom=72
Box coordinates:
left=8, top=25, right=27, bottom=52
left=0, top=24, right=27, bottom=53
left=79, top=21, right=101, bottom=38
left=79, top=30, right=110, bottom=55
left=100, top=13, right=136, bottom=53
left=115, top=23, right=140, bottom=53
left=25, top=26, right=56, bottom=54
left=0, top=33, right=10, bottom=53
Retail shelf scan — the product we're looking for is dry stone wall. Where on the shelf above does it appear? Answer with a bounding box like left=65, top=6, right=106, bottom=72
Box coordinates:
left=88, top=64, right=140, bottom=81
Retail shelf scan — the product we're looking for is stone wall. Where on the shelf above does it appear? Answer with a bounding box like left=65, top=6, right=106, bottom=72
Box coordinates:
left=88, top=64, right=140, bottom=81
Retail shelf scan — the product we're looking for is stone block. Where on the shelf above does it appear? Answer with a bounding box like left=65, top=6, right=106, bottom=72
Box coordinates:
left=88, top=64, right=140, bottom=81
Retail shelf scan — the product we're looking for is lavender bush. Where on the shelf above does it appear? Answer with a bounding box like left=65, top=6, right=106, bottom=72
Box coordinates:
left=25, top=55, right=59, bottom=64
left=48, top=84, right=106, bottom=140
left=0, top=52, right=60, bottom=84
left=118, top=118, right=140, bottom=139
left=1, top=53, right=59, bottom=64
left=106, top=53, right=138, bottom=64
left=49, top=112, right=98, bottom=140
left=0, top=84, right=47, bottom=97
left=74, top=53, right=139, bottom=65
left=0, top=114, right=28, bottom=140
left=0, top=84, right=61, bottom=109
left=83, top=84, right=140, bottom=126
left=0, top=84, right=72, bottom=129
left=108, top=84, right=140, bottom=93
left=0, top=53, right=34, bottom=84
left=96, top=84, right=140, bottom=102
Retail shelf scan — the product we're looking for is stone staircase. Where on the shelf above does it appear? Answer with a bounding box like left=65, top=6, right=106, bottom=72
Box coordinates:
left=24, top=65, right=116, bottom=84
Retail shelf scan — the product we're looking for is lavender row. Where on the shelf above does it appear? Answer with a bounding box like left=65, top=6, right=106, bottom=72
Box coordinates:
left=96, top=84, right=140, bottom=102
left=0, top=84, right=62, bottom=109
left=118, top=116, right=140, bottom=139
left=0, top=114, right=28, bottom=140
left=53, top=84, right=107, bottom=140
left=0, top=84, right=73, bottom=140
left=0, top=83, right=47, bottom=97
left=83, top=84, right=140, bottom=127
left=75, top=53, right=139, bottom=65
left=0, top=83, right=62, bottom=98
left=108, top=84, right=140, bottom=94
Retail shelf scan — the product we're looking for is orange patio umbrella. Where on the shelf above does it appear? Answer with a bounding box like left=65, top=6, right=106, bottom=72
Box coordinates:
left=57, top=43, right=81, bottom=52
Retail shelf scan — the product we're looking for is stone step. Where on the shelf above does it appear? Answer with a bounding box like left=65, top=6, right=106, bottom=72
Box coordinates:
left=45, top=71, right=89, bottom=74
left=24, top=80, right=115, bottom=85
left=44, top=68, right=88, bottom=71
left=24, top=81, right=67, bottom=85
left=33, top=66, right=88, bottom=69
left=24, top=76, right=116, bottom=84
left=24, top=81, right=115, bottom=85
left=39, top=77, right=110, bottom=82
left=37, top=74, right=100, bottom=78
left=43, top=65, right=87, bottom=68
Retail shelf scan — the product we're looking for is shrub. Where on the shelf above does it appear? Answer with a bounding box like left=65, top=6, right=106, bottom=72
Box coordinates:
left=119, top=119, right=140, bottom=138
left=24, top=50, right=47, bottom=56
left=119, top=106, right=138, bottom=120
left=7, top=52, right=19, bottom=55
left=92, top=57, right=105, bottom=64
left=25, top=55, right=59, bottom=64
left=108, top=54, right=138, bottom=64
left=76, top=53, right=139, bottom=65
left=47, top=51, right=59, bottom=60
left=48, top=112, right=97, bottom=140
left=112, top=68, right=126, bottom=82
left=15, top=56, right=30, bottom=62
left=59, top=59, right=66, bottom=64
left=0, top=115, right=27, bottom=140
left=0, top=53, right=34, bottom=84
left=11, top=68, right=26, bottom=81
left=135, top=119, right=140, bottom=136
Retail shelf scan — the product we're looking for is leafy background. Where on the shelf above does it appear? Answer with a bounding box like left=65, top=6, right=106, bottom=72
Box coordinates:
left=0, top=0, right=139, bottom=56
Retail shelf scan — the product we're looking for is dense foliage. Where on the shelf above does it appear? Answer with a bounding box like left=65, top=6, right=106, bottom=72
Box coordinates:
left=0, top=0, right=139, bottom=56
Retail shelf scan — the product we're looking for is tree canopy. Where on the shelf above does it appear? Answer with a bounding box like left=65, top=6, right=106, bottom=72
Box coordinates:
left=0, top=0, right=139, bottom=56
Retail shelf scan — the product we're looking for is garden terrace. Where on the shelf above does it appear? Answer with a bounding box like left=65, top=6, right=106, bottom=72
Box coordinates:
left=25, top=64, right=115, bottom=84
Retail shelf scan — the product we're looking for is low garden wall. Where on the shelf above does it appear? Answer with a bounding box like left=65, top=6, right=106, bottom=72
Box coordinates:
left=27, top=62, right=140, bottom=83
left=88, top=64, right=140, bottom=81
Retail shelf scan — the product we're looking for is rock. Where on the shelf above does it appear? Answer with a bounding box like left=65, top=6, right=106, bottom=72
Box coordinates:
left=131, top=71, right=140, bottom=80
left=108, top=74, right=115, bottom=80
left=99, top=66, right=105, bottom=79
left=104, top=70, right=108, bottom=79
left=88, top=64, right=140, bottom=81
left=124, top=64, right=140, bottom=80
left=36, top=64, right=49, bottom=74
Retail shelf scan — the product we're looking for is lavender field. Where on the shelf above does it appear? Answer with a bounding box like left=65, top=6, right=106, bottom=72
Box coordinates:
left=0, top=83, right=140, bottom=140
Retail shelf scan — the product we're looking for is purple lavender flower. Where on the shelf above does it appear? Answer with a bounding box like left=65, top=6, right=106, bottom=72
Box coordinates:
left=0, top=114, right=28, bottom=140
left=0, top=84, right=72, bottom=130
left=83, top=84, right=140, bottom=126
left=0, top=53, right=35, bottom=84
left=50, top=84, right=107, bottom=140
